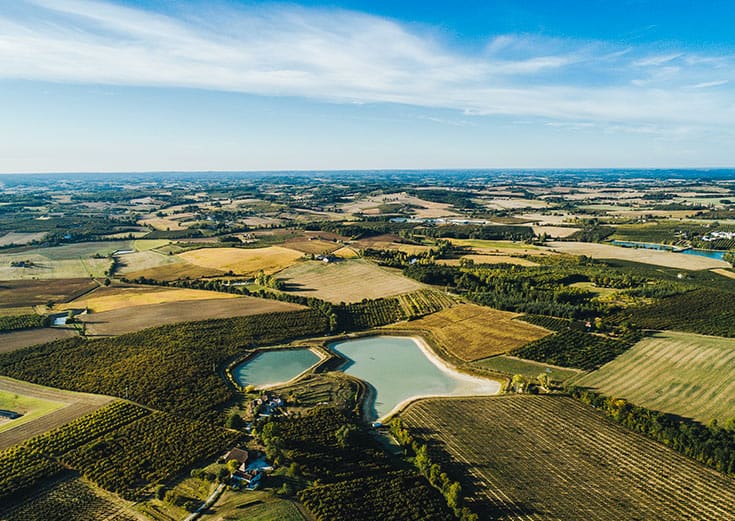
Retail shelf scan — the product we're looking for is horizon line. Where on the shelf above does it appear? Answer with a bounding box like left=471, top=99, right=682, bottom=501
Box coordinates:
left=2, top=166, right=735, bottom=176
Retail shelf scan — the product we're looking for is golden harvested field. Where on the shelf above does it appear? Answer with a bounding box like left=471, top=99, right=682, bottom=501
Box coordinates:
left=123, top=261, right=225, bottom=281
left=437, top=255, right=538, bottom=267
left=353, top=234, right=433, bottom=255
left=138, top=216, right=187, bottom=230
left=572, top=331, right=735, bottom=423
left=277, top=259, right=425, bottom=303
left=531, top=225, right=580, bottom=238
left=0, top=377, right=112, bottom=450
left=0, top=279, right=98, bottom=308
left=282, top=239, right=341, bottom=255
left=179, top=246, right=303, bottom=275
left=390, top=304, right=550, bottom=361
left=333, top=246, right=359, bottom=259
left=59, top=285, right=238, bottom=313
left=80, top=296, right=303, bottom=336
left=448, top=239, right=542, bottom=256
left=402, top=395, right=735, bottom=521
left=0, top=328, right=78, bottom=354
left=545, top=241, right=730, bottom=270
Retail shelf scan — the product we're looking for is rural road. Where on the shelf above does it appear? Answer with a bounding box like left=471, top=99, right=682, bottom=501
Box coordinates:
left=183, top=482, right=226, bottom=521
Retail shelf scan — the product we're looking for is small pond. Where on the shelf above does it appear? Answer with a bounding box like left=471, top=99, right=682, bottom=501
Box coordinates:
left=330, top=336, right=500, bottom=420
left=232, top=349, right=320, bottom=389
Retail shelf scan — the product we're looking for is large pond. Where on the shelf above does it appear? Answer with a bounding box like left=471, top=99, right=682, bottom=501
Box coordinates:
left=611, top=240, right=726, bottom=261
left=232, top=349, right=321, bottom=389
left=330, top=336, right=500, bottom=420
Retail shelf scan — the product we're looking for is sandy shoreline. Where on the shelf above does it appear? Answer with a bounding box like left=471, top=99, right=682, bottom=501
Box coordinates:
left=377, top=335, right=502, bottom=421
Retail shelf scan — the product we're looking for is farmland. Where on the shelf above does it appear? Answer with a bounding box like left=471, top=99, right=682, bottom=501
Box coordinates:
left=0, top=377, right=112, bottom=450
left=121, top=258, right=226, bottom=281
left=0, top=389, right=66, bottom=434
left=283, top=238, right=342, bottom=255
left=614, top=288, right=735, bottom=337
left=116, top=250, right=181, bottom=276
left=388, top=304, right=550, bottom=361
left=179, top=246, right=304, bottom=275
left=437, top=254, right=539, bottom=267
left=472, top=355, right=582, bottom=382
left=198, top=489, right=306, bottom=521
left=0, top=400, right=236, bottom=506
left=79, top=295, right=302, bottom=336
left=572, top=331, right=735, bottom=423
left=401, top=395, right=735, bottom=520
left=5, top=170, right=735, bottom=518
left=2, top=476, right=143, bottom=521
left=545, top=240, right=729, bottom=270
left=0, top=231, right=47, bottom=246
left=0, top=328, right=78, bottom=354
left=510, top=329, right=642, bottom=370
left=0, top=309, right=330, bottom=418
left=58, top=285, right=239, bottom=313
left=278, top=259, right=425, bottom=303
left=0, top=257, right=110, bottom=280
left=447, top=239, right=538, bottom=251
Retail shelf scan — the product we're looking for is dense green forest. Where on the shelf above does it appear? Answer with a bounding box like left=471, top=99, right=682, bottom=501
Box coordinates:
left=613, top=288, right=735, bottom=337
left=0, top=314, right=50, bottom=332
left=256, top=407, right=459, bottom=521
left=510, top=329, right=642, bottom=370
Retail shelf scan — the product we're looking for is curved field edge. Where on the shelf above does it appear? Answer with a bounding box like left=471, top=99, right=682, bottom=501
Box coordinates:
left=400, top=395, right=735, bottom=521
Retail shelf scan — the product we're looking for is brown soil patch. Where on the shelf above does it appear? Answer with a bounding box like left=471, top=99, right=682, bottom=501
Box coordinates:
left=0, top=328, right=78, bottom=354
left=80, top=296, right=303, bottom=336
left=0, top=279, right=98, bottom=308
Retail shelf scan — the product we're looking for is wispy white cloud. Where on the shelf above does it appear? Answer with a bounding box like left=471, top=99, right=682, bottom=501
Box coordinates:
left=0, top=0, right=733, bottom=131
left=633, top=53, right=683, bottom=67
left=686, top=80, right=729, bottom=89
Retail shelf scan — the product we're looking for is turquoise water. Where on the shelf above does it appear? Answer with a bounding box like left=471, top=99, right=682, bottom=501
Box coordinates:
left=330, top=336, right=498, bottom=420
left=611, top=240, right=726, bottom=261
left=611, top=240, right=673, bottom=251
left=680, top=249, right=726, bottom=260
left=232, top=349, right=320, bottom=388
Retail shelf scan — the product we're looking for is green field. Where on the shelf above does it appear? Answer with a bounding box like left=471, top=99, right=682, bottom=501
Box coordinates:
left=448, top=238, right=536, bottom=250
left=200, top=490, right=305, bottom=521
left=472, top=354, right=582, bottom=382
left=572, top=331, right=735, bottom=423
left=0, top=390, right=67, bottom=434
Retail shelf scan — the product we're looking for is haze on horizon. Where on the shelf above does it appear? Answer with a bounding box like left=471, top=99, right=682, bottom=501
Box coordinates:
left=1, top=0, right=734, bottom=173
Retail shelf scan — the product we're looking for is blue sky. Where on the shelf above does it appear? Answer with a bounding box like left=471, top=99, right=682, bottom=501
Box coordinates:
left=1, top=0, right=734, bottom=172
